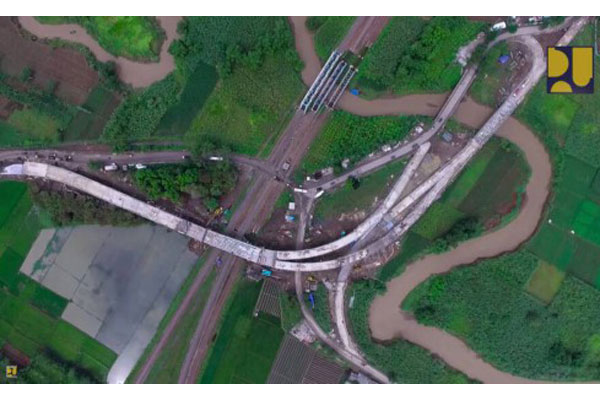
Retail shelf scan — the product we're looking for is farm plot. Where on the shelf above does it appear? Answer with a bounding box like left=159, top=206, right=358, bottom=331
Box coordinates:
left=63, top=86, right=121, bottom=141
left=308, top=17, right=357, bottom=61
left=0, top=17, right=98, bottom=105
left=188, top=55, right=304, bottom=156
left=267, top=334, right=345, bottom=384
left=155, top=61, right=218, bottom=137
left=0, top=181, right=117, bottom=382
left=527, top=154, right=600, bottom=289
left=414, top=137, right=529, bottom=241
left=525, top=261, right=565, bottom=304
left=199, top=279, right=285, bottom=384
left=355, top=17, right=484, bottom=97
left=299, top=111, right=424, bottom=175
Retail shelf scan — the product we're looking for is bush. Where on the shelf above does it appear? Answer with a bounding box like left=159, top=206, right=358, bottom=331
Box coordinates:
left=133, top=161, right=237, bottom=210
left=356, top=17, right=484, bottom=95
left=30, top=185, right=141, bottom=227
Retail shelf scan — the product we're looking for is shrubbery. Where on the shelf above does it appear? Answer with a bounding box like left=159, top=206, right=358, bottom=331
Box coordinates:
left=133, top=160, right=237, bottom=210
left=102, top=76, right=180, bottom=142
left=356, top=17, right=484, bottom=95
left=30, top=184, right=140, bottom=226
left=431, top=216, right=482, bottom=253
left=0, top=352, right=100, bottom=384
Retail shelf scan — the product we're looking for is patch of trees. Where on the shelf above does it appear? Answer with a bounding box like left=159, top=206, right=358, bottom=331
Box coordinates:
left=133, top=160, right=237, bottom=211
left=357, top=17, right=484, bottom=93
left=431, top=216, right=482, bottom=253
left=30, top=184, right=141, bottom=226
left=170, top=17, right=301, bottom=76
left=102, top=75, right=180, bottom=143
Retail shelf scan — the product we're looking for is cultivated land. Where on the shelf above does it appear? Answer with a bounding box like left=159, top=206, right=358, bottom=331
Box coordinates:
left=0, top=17, right=123, bottom=146
left=354, top=16, right=485, bottom=97
left=0, top=181, right=117, bottom=382
left=199, top=280, right=285, bottom=384
left=2, top=14, right=600, bottom=382
left=307, top=17, right=357, bottom=61
left=298, top=111, right=425, bottom=175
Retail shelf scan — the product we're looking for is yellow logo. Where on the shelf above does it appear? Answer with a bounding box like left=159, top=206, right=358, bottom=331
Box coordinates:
left=6, top=365, right=17, bottom=378
left=547, top=46, right=594, bottom=94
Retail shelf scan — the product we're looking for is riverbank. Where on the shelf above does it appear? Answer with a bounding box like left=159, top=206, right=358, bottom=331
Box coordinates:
left=18, top=16, right=181, bottom=88
left=289, top=15, right=556, bottom=383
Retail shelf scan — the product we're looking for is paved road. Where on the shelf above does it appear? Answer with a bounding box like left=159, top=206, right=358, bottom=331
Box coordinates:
left=293, top=271, right=389, bottom=383
left=5, top=16, right=587, bottom=383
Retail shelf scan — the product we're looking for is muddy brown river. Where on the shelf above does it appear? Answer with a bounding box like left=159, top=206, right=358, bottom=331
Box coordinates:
left=290, top=16, right=555, bottom=383
left=18, top=16, right=181, bottom=88
left=19, top=16, right=558, bottom=382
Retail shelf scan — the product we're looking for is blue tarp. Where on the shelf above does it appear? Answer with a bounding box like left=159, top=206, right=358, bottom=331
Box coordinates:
left=350, top=88, right=360, bottom=96
left=498, top=54, right=510, bottom=64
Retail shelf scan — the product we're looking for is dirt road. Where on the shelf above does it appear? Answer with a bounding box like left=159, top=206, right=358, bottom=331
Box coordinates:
left=18, top=16, right=181, bottom=88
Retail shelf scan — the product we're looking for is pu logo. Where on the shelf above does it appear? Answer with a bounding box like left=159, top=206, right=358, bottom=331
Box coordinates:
left=547, top=46, right=594, bottom=94
left=6, top=365, right=17, bottom=378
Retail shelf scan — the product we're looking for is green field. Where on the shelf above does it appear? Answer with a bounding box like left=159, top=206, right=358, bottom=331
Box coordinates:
left=314, top=159, right=406, bottom=221
left=199, top=279, right=285, bottom=383
left=525, top=261, right=565, bottom=304
left=413, top=137, right=529, bottom=243
left=348, top=279, right=474, bottom=383
left=403, top=251, right=600, bottom=381
left=128, top=259, right=215, bottom=383
left=355, top=17, right=485, bottom=97
left=37, top=17, right=165, bottom=61
left=0, top=181, right=117, bottom=382
left=518, top=25, right=600, bottom=165
left=188, top=56, right=304, bottom=156
left=155, top=62, right=218, bottom=136
left=7, top=109, right=60, bottom=141
left=299, top=111, right=424, bottom=175
left=526, top=154, right=600, bottom=289
left=63, top=87, right=121, bottom=141
left=469, top=42, right=511, bottom=107
left=308, top=17, right=356, bottom=61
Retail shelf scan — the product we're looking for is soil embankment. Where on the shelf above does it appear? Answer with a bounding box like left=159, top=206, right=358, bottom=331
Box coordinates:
left=18, top=16, right=181, bottom=88
left=290, top=15, right=555, bottom=383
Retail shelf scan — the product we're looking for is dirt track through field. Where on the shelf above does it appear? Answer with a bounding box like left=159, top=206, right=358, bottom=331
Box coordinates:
left=18, top=16, right=181, bottom=88
left=291, top=16, right=557, bottom=383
